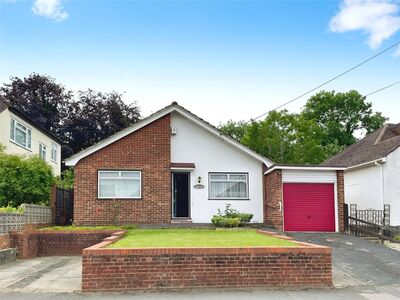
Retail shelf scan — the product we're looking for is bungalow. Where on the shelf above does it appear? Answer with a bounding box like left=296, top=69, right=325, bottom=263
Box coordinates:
left=65, top=102, right=345, bottom=231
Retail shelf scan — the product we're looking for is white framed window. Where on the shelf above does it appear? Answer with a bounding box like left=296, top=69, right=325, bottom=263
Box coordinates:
left=39, top=143, right=47, bottom=160
left=209, top=173, right=249, bottom=200
left=51, top=143, right=57, bottom=162
left=98, top=170, right=141, bottom=199
left=10, top=118, right=32, bottom=150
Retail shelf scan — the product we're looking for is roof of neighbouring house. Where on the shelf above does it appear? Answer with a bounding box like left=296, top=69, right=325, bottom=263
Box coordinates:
left=0, top=98, right=63, bottom=145
left=65, top=102, right=274, bottom=167
left=321, top=123, right=400, bottom=168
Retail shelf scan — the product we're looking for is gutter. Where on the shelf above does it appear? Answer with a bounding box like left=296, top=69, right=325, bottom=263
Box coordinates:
left=264, top=165, right=346, bottom=175
left=345, top=157, right=387, bottom=172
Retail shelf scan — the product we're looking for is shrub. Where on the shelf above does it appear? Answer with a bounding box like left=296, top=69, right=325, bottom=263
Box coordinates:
left=55, top=169, right=74, bottom=189
left=0, top=147, right=54, bottom=207
left=0, top=205, right=25, bottom=213
left=212, top=204, right=253, bottom=227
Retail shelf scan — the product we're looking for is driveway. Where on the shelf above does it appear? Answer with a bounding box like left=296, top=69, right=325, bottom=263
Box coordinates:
left=288, top=233, right=400, bottom=287
left=0, top=256, right=81, bottom=293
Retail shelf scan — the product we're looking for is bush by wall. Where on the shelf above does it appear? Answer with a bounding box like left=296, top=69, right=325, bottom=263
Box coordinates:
left=211, top=204, right=253, bottom=227
left=0, top=147, right=54, bottom=207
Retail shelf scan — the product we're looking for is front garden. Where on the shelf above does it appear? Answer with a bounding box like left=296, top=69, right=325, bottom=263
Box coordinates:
left=107, top=228, right=296, bottom=248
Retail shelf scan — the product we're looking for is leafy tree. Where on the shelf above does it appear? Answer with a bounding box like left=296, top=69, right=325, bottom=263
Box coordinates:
left=303, top=90, right=387, bottom=147
left=0, top=73, right=72, bottom=137
left=242, top=110, right=329, bottom=164
left=0, top=146, right=54, bottom=207
left=61, top=89, right=141, bottom=153
left=1, top=74, right=142, bottom=157
left=219, top=120, right=249, bottom=141
left=55, top=169, right=74, bottom=189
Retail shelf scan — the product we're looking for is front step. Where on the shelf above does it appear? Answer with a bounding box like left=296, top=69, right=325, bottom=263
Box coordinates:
left=171, top=218, right=193, bottom=224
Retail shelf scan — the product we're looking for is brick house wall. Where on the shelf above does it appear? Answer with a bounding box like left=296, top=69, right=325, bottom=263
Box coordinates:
left=337, top=170, right=345, bottom=232
left=73, top=115, right=171, bottom=225
left=264, top=169, right=283, bottom=230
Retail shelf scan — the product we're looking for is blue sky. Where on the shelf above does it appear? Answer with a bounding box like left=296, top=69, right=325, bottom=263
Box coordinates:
left=0, top=0, right=399, bottom=125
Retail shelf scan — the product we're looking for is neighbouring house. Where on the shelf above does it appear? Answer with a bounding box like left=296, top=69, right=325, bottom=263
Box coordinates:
left=65, top=102, right=345, bottom=231
left=0, top=99, right=62, bottom=176
left=322, top=123, right=400, bottom=226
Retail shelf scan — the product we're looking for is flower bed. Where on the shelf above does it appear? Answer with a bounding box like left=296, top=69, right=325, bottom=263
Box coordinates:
left=82, top=230, right=332, bottom=291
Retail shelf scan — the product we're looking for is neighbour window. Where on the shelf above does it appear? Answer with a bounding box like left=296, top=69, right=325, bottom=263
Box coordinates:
left=51, top=143, right=57, bottom=162
left=10, top=118, right=32, bottom=149
left=209, top=173, right=249, bottom=199
left=98, top=170, right=141, bottom=199
left=39, top=143, right=47, bottom=161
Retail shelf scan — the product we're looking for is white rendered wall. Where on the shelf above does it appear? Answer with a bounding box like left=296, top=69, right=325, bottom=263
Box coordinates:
left=344, top=165, right=383, bottom=211
left=383, top=149, right=400, bottom=226
left=0, top=109, right=61, bottom=176
left=170, top=112, right=264, bottom=223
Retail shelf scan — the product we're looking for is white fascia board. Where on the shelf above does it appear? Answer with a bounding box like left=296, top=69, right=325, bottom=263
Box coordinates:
left=264, top=165, right=346, bottom=175
left=65, top=104, right=274, bottom=167
left=344, top=157, right=387, bottom=172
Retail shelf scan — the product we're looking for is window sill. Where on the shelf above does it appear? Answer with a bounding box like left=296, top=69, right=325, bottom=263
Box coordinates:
left=97, top=197, right=142, bottom=200
left=208, top=198, right=250, bottom=201
left=9, top=140, right=32, bottom=152
left=51, top=159, right=57, bottom=164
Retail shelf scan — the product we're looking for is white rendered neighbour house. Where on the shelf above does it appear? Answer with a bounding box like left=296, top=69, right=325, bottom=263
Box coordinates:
left=322, top=123, right=400, bottom=226
left=0, top=99, right=62, bottom=176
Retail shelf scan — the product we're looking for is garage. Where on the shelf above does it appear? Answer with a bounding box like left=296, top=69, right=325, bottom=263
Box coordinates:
left=283, top=183, right=335, bottom=232
left=264, top=165, right=345, bottom=232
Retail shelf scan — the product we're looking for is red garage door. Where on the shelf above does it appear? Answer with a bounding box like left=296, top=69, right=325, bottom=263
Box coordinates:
left=283, top=183, right=335, bottom=232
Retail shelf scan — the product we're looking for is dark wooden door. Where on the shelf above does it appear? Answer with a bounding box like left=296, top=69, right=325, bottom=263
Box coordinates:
left=172, top=173, right=190, bottom=218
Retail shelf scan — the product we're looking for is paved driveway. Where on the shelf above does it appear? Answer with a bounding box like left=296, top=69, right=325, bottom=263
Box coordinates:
left=0, top=256, right=81, bottom=293
left=288, top=233, right=400, bottom=287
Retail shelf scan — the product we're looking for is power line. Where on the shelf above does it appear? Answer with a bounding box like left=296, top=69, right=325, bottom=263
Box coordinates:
left=251, top=40, right=400, bottom=121
left=364, top=80, right=400, bottom=98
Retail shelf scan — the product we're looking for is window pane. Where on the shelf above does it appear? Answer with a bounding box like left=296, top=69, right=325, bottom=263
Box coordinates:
left=229, top=174, right=247, bottom=181
left=121, top=171, right=140, bottom=178
left=51, top=144, right=57, bottom=161
left=99, top=178, right=140, bottom=198
left=210, top=174, right=228, bottom=180
left=10, top=119, right=15, bottom=140
left=99, top=171, right=119, bottom=178
left=15, top=127, right=27, bottom=147
left=27, top=129, right=31, bottom=148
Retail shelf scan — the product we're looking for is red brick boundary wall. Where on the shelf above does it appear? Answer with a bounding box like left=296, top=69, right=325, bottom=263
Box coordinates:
left=82, top=230, right=332, bottom=292
left=10, top=230, right=124, bottom=259
left=0, top=233, right=11, bottom=249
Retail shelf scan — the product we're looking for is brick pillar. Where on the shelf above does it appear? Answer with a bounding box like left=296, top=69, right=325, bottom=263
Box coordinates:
left=264, top=169, right=284, bottom=230
left=337, top=170, right=345, bottom=232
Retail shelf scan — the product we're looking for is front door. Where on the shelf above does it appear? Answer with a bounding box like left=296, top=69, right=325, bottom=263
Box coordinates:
left=172, top=172, right=190, bottom=218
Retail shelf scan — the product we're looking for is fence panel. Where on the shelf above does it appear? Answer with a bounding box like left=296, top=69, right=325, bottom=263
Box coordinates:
left=0, top=204, right=51, bottom=234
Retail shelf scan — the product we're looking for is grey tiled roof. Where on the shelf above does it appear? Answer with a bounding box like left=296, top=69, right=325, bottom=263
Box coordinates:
left=321, top=123, right=400, bottom=167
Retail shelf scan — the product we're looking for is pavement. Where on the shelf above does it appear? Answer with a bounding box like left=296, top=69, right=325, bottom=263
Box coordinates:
left=0, top=233, right=399, bottom=298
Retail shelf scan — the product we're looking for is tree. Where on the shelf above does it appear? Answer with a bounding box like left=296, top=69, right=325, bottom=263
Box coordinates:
left=0, top=145, right=54, bottom=207
left=1, top=74, right=142, bottom=157
left=242, top=110, right=329, bottom=164
left=0, top=73, right=72, bottom=137
left=303, top=90, right=387, bottom=147
left=219, top=120, right=249, bottom=141
left=61, top=89, right=141, bottom=153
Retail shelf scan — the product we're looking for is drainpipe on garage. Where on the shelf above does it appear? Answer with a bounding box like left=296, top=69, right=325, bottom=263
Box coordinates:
left=375, top=161, right=385, bottom=211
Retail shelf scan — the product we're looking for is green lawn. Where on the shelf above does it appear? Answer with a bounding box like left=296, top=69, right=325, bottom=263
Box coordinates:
left=107, top=228, right=297, bottom=248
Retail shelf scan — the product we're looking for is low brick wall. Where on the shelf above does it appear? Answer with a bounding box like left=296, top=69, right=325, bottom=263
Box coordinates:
left=10, top=230, right=124, bottom=259
left=0, top=233, right=11, bottom=249
left=82, top=231, right=332, bottom=292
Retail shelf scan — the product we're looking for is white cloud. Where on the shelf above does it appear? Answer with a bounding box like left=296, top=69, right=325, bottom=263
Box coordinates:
left=330, top=0, right=400, bottom=49
left=32, top=0, right=68, bottom=22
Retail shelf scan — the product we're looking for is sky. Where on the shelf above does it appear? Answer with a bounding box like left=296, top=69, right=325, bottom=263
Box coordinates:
left=0, top=0, right=399, bottom=126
